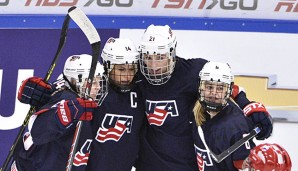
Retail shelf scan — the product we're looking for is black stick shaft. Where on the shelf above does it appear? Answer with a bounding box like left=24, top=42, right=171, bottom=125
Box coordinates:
left=0, top=14, right=71, bottom=171
left=65, top=6, right=101, bottom=171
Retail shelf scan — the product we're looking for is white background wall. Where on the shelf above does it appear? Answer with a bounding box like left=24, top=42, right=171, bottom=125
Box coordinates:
left=121, top=29, right=298, bottom=88
left=121, top=29, right=298, bottom=170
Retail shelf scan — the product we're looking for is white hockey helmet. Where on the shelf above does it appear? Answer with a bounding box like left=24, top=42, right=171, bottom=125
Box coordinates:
left=198, top=61, right=234, bottom=112
left=139, top=24, right=177, bottom=85
left=63, top=54, right=92, bottom=93
left=101, top=37, right=139, bottom=92
left=63, top=54, right=108, bottom=105
left=102, top=37, right=139, bottom=65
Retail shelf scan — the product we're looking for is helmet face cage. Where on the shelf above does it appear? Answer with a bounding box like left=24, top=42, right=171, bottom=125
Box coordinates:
left=198, top=80, right=231, bottom=112
left=95, top=74, right=108, bottom=105
left=139, top=52, right=176, bottom=85
left=107, top=63, right=138, bottom=93
left=139, top=24, right=177, bottom=85
left=63, top=54, right=108, bottom=106
left=249, top=143, right=292, bottom=171
left=80, top=73, right=108, bottom=106
left=101, top=37, right=139, bottom=92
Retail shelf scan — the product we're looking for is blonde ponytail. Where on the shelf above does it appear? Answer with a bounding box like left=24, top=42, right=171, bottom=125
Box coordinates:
left=193, top=100, right=206, bottom=126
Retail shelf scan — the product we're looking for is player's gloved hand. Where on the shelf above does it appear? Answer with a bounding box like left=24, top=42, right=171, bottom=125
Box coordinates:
left=18, top=77, right=53, bottom=108
left=243, top=102, right=273, bottom=140
left=231, top=84, right=246, bottom=100
left=56, top=98, right=97, bottom=127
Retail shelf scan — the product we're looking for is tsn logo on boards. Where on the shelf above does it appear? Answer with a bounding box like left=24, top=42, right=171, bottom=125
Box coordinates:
left=275, top=0, right=298, bottom=12
left=3, top=0, right=258, bottom=9
left=22, top=0, right=133, bottom=7
left=152, top=0, right=258, bottom=10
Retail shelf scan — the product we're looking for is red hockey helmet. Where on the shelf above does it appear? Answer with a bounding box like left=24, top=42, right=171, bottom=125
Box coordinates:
left=249, top=143, right=292, bottom=171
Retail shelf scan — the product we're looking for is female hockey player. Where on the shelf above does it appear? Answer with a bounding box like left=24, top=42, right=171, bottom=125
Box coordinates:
left=12, top=54, right=108, bottom=171
left=16, top=38, right=144, bottom=171
left=86, top=37, right=145, bottom=171
left=192, top=62, right=292, bottom=171
left=135, top=24, right=273, bottom=171
left=192, top=61, right=255, bottom=170
left=15, top=25, right=274, bottom=171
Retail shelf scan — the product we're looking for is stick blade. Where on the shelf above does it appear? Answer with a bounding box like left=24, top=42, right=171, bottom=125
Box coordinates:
left=68, top=6, right=100, bottom=44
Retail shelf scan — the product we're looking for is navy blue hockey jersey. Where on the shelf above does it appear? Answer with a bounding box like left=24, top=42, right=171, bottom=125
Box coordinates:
left=86, top=85, right=145, bottom=171
left=192, top=100, right=255, bottom=171
left=135, top=57, right=208, bottom=171
left=13, top=89, right=93, bottom=171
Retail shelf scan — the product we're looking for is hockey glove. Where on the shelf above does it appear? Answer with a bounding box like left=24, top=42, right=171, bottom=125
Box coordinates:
left=18, top=77, right=53, bottom=108
left=231, top=84, right=246, bottom=100
left=56, top=98, right=97, bottom=127
left=243, top=102, right=273, bottom=140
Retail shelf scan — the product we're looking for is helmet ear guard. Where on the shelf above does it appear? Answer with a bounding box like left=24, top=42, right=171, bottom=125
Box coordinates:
left=169, top=47, right=177, bottom=62
left=228, top=81, right=234, bottom=96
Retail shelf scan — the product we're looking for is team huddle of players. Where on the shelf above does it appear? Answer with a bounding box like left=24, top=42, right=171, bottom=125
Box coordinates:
left=10, top=25, right=291, bottom=171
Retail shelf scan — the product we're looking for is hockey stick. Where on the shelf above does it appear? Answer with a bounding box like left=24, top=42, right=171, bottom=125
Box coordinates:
left=65, top=6, right=100, bottom=171
left=198, top=126, right=261, bottom=163
left=0, top=12, right=71, bottom=171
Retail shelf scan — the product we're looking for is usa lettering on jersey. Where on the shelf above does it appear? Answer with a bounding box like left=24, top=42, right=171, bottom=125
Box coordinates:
left=73, top=139, right=92, bottom=166
left=95, top=114, right=133, bottom=143
left=195, top=144, right=213, bottom=171
left=145, top=100, right=179, bottom=126
left=58, top=100, right=69, bottom=123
